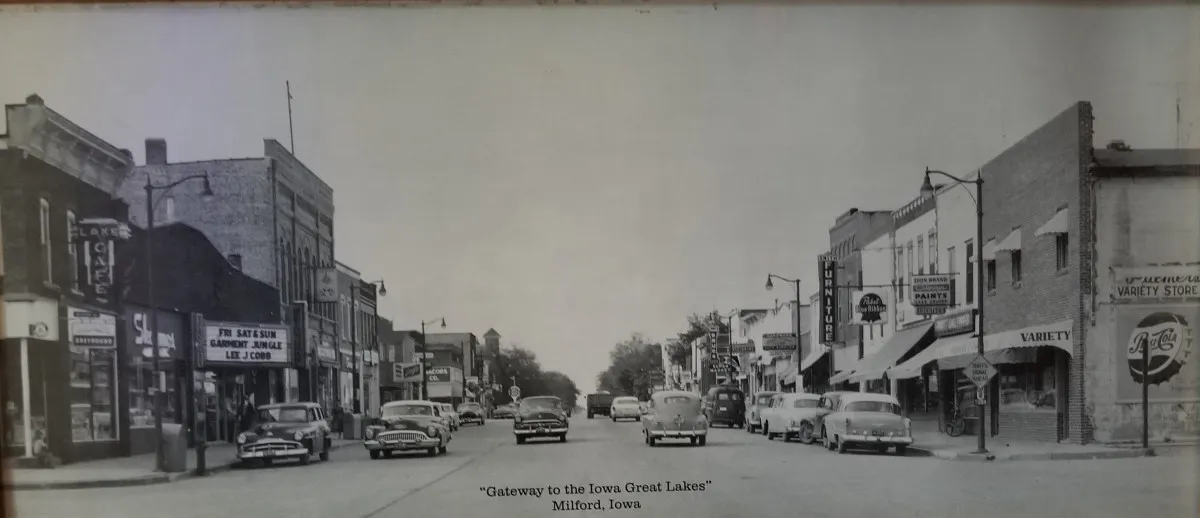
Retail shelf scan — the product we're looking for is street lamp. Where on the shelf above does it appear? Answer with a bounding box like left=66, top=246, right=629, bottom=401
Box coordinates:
left=765, top=274, right=806, bottom=391
left=349, top=279, right=385, bottom=413
left=419, top=317, right=447, bottom=400
left=145, top=172, right=214, bottom=472
left=922, top=167, right=987, bottom=455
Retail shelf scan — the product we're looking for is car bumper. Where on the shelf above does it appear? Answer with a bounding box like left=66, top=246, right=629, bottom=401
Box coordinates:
left=363, top=438, right=441, bottom=451
left=611, top=411, right=640, bottom=418
left=648, top=429, right=708, bottom=438
left=237, top=445, right=310, bottom=460
left=749, top=417, right=761, bottom=426
left=514, top=427, right=568, bottom=436
left=841, top=434, right=913, bottom=444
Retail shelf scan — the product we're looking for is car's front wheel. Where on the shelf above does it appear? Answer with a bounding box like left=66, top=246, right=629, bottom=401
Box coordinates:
left=438, top=445, right=448, bottom=454
left=895, top=445, right=907, bottom=456
left=369, top=450, right=381, bottom=460
left=516, top=436, right=526, bottom=445
left=559, top=434, right=567, bottom=443
left=427, top=447, right=438, bottom=457
left=799, top=422, right=814, bottom=444
left=698, top=436, right=707, bottom=446
left=319, top=438, right=331, bottom=461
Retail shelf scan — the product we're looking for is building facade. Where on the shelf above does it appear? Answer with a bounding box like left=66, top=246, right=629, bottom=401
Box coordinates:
left=333, top=262, right=380, bottom=415
left=422, top=332, right=477, bottom=405
left=379, top=323, right=422, bottom=404
left=825, top=208, right=893, bottom=389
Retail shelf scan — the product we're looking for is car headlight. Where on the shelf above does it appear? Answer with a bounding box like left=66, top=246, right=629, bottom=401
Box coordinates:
left=788, top=419, right=797, bottom=427
left=514, top=416, right=523, bottom=423
left=237, top=433, right=247, bottom=444
left=294, top=431, right=304, bottom=441
left=426, top=425, right=438, bottom=436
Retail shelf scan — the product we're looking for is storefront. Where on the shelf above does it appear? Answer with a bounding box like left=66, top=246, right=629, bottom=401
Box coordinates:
left=123, top=305, right=186, bottom=455
left=196, top=319, right=292, bottom=443
left=65, top=306, right=122, bottom=462
left=427, top=366, right=464, bottom=406
left=2, top=298, right=61, bottom=461
left=316, top=336, right=337, bottom=411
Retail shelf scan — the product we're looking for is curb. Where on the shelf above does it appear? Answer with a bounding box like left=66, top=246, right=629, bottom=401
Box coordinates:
left=907, top=446, right=1156, bottom=462
left=6, top=442, right=355, bottom=491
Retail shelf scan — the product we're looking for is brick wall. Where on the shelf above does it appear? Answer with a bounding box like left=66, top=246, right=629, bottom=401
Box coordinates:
left=998, top=411, right=1060, bottom=442
left=977, top=102, right=1092, bottom=442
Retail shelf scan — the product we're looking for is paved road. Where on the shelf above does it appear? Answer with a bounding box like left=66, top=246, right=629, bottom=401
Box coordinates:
left=13, top=417, right=1199, bottom=518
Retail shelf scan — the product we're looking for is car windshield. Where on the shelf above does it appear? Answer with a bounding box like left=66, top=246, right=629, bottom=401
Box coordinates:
left=383, top=404, right=434, bottom=417
left=614, top=397, right=638, bottom=405
left=793, top=399, right=820, bottom=409
left=756, top=395, right=774, bottom=405
left=258, top=407, right=308, bottom=423
left=520, top=398, right=560, bottom=410
left=457, top=403, right=481, bottom=411
left=844, top=401, right=902, bottom=414
left=661, top=396, right=695, bottom=405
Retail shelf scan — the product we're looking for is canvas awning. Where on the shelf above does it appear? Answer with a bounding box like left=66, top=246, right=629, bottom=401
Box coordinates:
left=982, top=239, right=997, bottom=261
left=1035, top=208, right=1069, bottom=236
left=887, top=320, right=1074, bottom=379
left=995, top=227, right=1023, bottom=253
left=848, top=323, right=935, bottom=384
left=800, top=345, right=828, bottom=372
left=828, top=357, right=861, bottom=385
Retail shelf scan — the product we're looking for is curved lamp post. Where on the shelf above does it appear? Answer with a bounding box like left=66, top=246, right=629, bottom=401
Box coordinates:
left=145, top=173, right=214, bottom=472
left=921, top=167, right=987, bottom=455
left=765, top=274, right=807, bottom=391
left=419, top=317, right=447, bottom=400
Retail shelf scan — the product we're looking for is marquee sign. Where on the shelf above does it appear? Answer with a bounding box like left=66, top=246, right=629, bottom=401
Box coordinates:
left=203, top=322, right=291, bottom=367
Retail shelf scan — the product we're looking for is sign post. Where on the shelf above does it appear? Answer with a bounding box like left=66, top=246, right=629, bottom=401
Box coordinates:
left=509, top=385, right=521, bottom=401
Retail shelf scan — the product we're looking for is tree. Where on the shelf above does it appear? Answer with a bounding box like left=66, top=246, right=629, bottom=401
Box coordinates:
left=542, top=371, right=582, bottom=410
left=668, top=312, right=727, bottom=368
left=596, top=333, right=663, bottom=400
left=492, top=345, right=580, bottom=407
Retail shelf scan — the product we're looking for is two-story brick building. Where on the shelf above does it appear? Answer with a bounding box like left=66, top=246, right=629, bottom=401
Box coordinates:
left=825, top=208, right=892, bottom=390
left=333, top=262, right=381, bottom=415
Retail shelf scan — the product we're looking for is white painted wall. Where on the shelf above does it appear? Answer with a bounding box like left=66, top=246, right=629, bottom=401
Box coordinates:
left=860, top=230, right=896, bottom=359
left=894, top=207, right=939, bottom=327
left=933, top=171, right=982, bottom=317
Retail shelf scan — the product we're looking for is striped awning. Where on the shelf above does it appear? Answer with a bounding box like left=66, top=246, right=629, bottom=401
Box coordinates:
left=848, top=323, right=934, bottom=384
left=887, top=320, right=1074, bottom=379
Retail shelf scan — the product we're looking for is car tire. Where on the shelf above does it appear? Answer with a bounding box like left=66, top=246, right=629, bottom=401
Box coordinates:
left=799, top=422, right=814, bottom=445
left=836, top=436, right=847, bottom=454
left=895, top=445, right=907, bottom=456
left=438, top=445, right=448, bottom=454
left=516, top=436, right=526, bottom=445
left=648, top=437, right=656, bottom=447
left=559, top=434, right=567, bottom=443
left=764, top=423, right=772, bottom=440
left=369, top=450, right=381, bottom=460
left=698, top=436, right=707, bottom=446
left=612, top=417, right=616, bottom=422
left=587, top=412, right=593, bottom=419
left=320, top=438, right=331, bottom=461
left=481, top=420, right=486, bottom=426
left=300, top=451, right=311, bottom=465
left=262, top=459, right=273, bottom=467
left=427, top=447, right=438, bottom=457
left=690, top=437, right=697, bottom=445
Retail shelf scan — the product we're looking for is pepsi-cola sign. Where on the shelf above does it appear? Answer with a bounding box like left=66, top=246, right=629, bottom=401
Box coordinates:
left=1126, top=311, right=1193, bottom=385
left=1115, top=305, right=1198, bottom=404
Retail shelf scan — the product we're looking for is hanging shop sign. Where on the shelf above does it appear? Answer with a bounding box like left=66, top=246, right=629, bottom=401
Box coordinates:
left=1113, top=266, right=1200, bottom=302
left=851, top=289, right=888, bottom=325
left=427, top=366, right=452, bottom=383
left=762, top=333, right=798, bottom=352
left=67, top=307, right=116, bottom=348
left=73, top=218, right=130, bottom=301
left=317, top=336, right=338, bottom=365
left=820, top=259, right=839, bottom=343
left=202, top=322, right=291, bottom=367
left=731, top=341, right=756, bottom=354
left=1116, top=305, right=1198, bottom=403
left=935, top=307, right=977, bottom=338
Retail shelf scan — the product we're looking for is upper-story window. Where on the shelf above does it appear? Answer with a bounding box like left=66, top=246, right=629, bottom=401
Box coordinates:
left=67, top=210, right=78, bottom=291
left=40, top=198, right=52, bottom=284
left=965, top=241, right=975, bottom=304
left=928, top=231, right=938, bottom=274
left=1055, top=234, right=1069, bottom=271
left=917, top=236, right=926, bottom=275
left=896, top=249, right=905, bottom=302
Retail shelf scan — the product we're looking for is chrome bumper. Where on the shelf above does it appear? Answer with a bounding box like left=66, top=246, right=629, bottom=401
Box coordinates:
left=514, top=427, right=568, bottom=435
left=237, top=442, right=310, bottom=460
left=611, top=412, right=640, bottom=418
left=842, top=434, right=913, bottom=444
left=648, top=429, right=707, bottom=438
left=363, top=438, right=440, bottom=451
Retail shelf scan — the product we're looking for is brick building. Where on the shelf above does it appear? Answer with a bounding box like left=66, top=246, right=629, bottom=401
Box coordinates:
left=378, top=321, right=422, bottom=404
left=334, top=262, right=381, bottom=415
left=119, top=138, right=338, bottom=409
left=422, top=331, right=479, bottom=406
left=1, top=94, right=135, bottom=464
left=824, top=208, right=892, bottom=390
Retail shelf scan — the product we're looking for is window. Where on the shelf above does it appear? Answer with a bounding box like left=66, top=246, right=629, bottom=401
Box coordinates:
left=986, top=260, right=997, bottom=292
left=40, top=198, right=52, bottom=283
left=70, top=346, right=118, bottom=441
left=965, top=241, right=975, bottom=304
left=1055, top=234, right=1069, bottom=270
left=164, top=197, right=175, bottom=223
left=917, top=236, right=925, bottom=275
left=947, top=246, right=957, bottom=274
left=1011, top=251, right=1023, bottom=285
left=67, top=210, right=78, bottom=291
left=843, top=400, right=901, bottom=415
left=907, top=241, right=914, bottom=275
left=928, top=231, right=938, bottom=274
left=896, top=249, right=905, bottom=301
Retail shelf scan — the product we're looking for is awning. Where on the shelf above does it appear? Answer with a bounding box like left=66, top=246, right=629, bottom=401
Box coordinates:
left=887, top=320, right=1074, bottom=379
left=848, top=323, right=934, bottom=384
left=1035, top=208, right=1069, bottom=236
left=995, top=227, right=1023, bottom=253
left=982, top=239, right=997, bottom=261
left=800, top=346, right=828, bottom=372
left=829, top=357, right=861, bottom=384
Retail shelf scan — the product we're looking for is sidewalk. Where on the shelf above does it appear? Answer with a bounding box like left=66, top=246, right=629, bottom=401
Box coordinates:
left=4, top=439, right=357, bottom=491
left=906, top=417, right=1155, bottom=462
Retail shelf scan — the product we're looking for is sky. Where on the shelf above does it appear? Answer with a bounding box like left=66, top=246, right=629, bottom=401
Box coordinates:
left=0, top=3, right=1194, bottom=395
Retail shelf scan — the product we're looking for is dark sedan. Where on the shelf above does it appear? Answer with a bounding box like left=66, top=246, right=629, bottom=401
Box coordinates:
left=236, top=402, right=332, bottom=466
left=493, top=404, right=516, bottom=419
left=514, top=396, right=569, bottom=444
left=457, top=402, right=486, bottom=425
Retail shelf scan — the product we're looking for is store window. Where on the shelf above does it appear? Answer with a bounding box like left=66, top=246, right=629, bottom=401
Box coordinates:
left=1055, top=234, right=1069, bottom=271
left=129, top=356, right=177, bottom=429
left=998, top=350, right=1057, bottom=413
left=70, top=347, right=118, bottom=441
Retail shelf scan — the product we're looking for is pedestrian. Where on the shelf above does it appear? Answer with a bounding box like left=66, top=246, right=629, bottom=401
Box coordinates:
left=331, top=405, right=345, bottom=439
left=239, top=395, right=257, bottom=433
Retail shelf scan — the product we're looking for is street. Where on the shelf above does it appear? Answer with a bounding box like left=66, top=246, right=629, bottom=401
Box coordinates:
left=13, top=417, right=1199, bottom=518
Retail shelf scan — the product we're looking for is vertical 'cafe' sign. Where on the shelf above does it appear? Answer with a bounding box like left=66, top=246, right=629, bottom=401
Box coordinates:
left=820, top=259, right=839, bottom=343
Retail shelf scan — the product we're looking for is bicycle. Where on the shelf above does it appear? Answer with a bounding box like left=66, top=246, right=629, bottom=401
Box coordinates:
left=940, top=407, right=967, bottom=437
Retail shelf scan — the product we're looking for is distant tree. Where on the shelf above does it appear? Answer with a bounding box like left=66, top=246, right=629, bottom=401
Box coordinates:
left=542, top=371, right=582, bottom=410
left=669, top=312, right=727, bottom=368
left=492, top=345, right=580, bottom=407
left=596, top=334, right=663, bottom=400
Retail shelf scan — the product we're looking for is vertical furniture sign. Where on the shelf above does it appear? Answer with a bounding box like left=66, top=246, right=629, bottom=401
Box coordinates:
left=820, top=259, right=839, bottom=343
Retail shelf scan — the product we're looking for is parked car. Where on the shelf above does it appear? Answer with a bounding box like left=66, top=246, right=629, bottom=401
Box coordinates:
left=820, top=392, right=912, bottom=455
left=514, top=396, right=569, bottom=444
left=643, top=390, right=707, bottom=447
left=745, top=391, right=779, bottom=434
left=439, top=403, right=461, bottom=431
left=457, top=402, right=486, bottom=425
left=762, top=393, right=822, bottom=442
left=703, top=386, right=745, bottom=428
left=810, top=391, right=855, bottom=444
left=364, top=400, right=451, bottom=459
left=237, top=402, right=332, bottom=467
left=493, top=404, right=516, bottom=419
left=610, top=396, right=642, bottom=421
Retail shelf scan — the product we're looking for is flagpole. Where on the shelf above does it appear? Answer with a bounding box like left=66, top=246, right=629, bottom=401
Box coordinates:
left=287, top=81, right=295, bottom=155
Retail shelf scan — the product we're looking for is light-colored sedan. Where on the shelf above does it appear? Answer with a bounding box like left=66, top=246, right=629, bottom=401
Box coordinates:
left=610, top=396, right=642, bottom=421
left=746, top=391, right=779, bottom=434
left=643, top=391, right=708, bottom=446
left=762, top=393, right=822, bottom=443
left=758, top=394, right=786, bottom=437
left=364, top=400, right=452, bottom=459
left=439, top=403, right=460, bottom=431
left=820, top=392, right=913, bottom=455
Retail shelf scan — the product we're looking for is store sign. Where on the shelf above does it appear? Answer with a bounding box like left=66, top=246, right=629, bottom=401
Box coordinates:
left=317, top=336, right=337, bottom=364
left=762, top=333, right=798, bottom=352
left=204, top=322, right=291, bottom=366
left=1121, top=307, right=1195, bottom=392
left=393, top=362, right=422, bottom=382
left=128, top=307, right=181, bottom=360
left=427, top=367, right=452, bottom=383
left=315, top=268, right=339, bottom=303
left=731, top=342, right=756, bottom=353
left=67, top=307, right=116, bottom=348
left=1113, top=266, right=1200, bottom=302
left=74, top=219, right=130, bottom=300
left=935, top=308, right=977, bottom=338
left=912, top=274, right=954, bottom=314
left=820, top=259, right=839, bottom=343
left=852, top=289, right=888, bottom=325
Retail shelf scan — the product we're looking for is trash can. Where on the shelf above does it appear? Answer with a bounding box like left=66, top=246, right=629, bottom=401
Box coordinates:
left=161, top=423, right=188, bottom=473
left=341, top=413, right=361, bottom=440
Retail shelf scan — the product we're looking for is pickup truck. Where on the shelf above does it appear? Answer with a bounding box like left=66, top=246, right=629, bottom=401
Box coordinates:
left=586, top=393, right=615, bottom=419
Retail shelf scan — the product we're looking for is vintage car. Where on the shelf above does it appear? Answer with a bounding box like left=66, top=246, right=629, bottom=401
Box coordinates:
left=820, top=392, right=913, bottom=455
left=643, top=390, right=708, bottom=446
left=762, top=393, right=822, bottom=443
left=514, top=396, right=569, bottom=444
left=703, top=386, right=745, bottom=428
left=456, top=402, right=486, bottom=425
left=363, top=400, right=452, bottom=459
left=493, top=404, right=516, bottom=419
left=439, top=403, right=461, bottom=431
left=236, top=402, right=332, bottom=466
left=810, top=390, right=855, bottom=443
left=609, top=396, right=642, bottom=421
left=745, top=391, right=779, bottom=433
left=756, top=394, right=786, bottom=437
